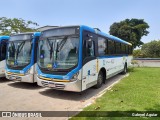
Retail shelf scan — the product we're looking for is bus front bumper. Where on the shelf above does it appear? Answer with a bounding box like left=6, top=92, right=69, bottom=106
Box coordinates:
left=37, top=77, right=82, bottom=92
left=5, top=72, right=36, bottom=83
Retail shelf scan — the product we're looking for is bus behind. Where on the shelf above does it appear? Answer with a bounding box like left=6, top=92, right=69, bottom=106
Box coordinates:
left=0, top=36, right=9, bottom=77
left=5, top=32, right=41, bottom=83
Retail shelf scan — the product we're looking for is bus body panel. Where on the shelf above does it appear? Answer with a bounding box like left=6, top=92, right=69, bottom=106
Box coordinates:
left=81, top=56, right=131, bottom=90
left=36, top=69, right=82, bottom=92
left=5, top=64, right=36, bottom=83
left=81, top=59, right=98, bottom=91
left=37, top=78, right=82, bottom=92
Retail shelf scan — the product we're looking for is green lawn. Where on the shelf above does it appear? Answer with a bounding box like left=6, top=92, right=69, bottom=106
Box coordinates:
left=71, top=68, right=160, bottom=120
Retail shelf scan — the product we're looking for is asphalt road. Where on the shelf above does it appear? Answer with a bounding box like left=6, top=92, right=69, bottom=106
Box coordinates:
left=0, top=74, right=127, bottom=120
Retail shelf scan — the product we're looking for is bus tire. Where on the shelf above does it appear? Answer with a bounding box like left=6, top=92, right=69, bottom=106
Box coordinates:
left=94, top=71, right=103, bottom=89
left=122, top=64, right=127, bottom=74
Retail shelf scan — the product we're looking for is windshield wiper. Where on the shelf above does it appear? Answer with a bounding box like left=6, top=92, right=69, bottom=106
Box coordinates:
left=57, top=36, right=68, bottom=52
left=54, top=36, right=68, bottom=61
left=47, top=38, right=54, bottom=60
left=15, top=41, right=25, bottom=63
left=11, top=42, right=15, bottom=57
left=45, top=36, right=68, bottom=69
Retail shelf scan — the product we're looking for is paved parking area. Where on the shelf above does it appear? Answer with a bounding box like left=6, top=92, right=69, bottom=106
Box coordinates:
left=0, top=74, right=127, bottom=120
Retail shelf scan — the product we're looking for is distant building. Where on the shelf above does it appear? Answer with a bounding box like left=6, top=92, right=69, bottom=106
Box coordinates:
left=37, top=26, right=58, bottom=31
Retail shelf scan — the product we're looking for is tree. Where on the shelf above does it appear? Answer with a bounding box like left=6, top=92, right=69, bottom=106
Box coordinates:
left=133, top=49, right=143, bottom=58
left=141, top=40, right=160, bottom=58
left=0, top=17, right=39, bottom=35
left=109, top=19, right=149, bottom=48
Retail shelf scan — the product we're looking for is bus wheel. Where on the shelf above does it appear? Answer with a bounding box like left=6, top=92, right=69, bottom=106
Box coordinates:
left=122, top=64, right=127, bottom=74
left=94, top=71, right=103, bottom=89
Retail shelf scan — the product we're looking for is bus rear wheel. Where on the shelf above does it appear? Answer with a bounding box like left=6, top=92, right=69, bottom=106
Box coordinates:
left=94, top=71, right=103, bottom=89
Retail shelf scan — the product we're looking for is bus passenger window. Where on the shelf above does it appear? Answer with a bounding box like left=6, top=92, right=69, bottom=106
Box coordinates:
left=98, top=37, right=107, bottom=56
left=121, top=44, right=126, bottom=54
left=126, top=45, right=129, bottom=54
left=1, top=41, right=7, bottom=60
left=87, top=40, right=94, bottom=57
left=115, top=42, right=121, bottom=54
left=128, top=46, right=133, bottom=54
left=108, top=40, right=115, bottom=55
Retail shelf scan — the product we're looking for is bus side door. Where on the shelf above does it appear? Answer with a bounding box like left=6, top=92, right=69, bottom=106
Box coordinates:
left=82, top=31, right=98, bottom=90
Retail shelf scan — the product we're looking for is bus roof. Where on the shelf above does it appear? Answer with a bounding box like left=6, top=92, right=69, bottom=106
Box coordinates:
left=9, top=32, right=41, bottom=41
left=10, top=32, right=41, bottom=37
left=80, top=25, right=132, bottom=46
left=0, top=36, right=10, bottom=41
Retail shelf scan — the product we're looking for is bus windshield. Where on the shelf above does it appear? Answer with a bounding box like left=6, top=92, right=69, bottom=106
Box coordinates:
left=6, top=40, right=32, bottom=67
left=37, top=36, right=79, bottom=70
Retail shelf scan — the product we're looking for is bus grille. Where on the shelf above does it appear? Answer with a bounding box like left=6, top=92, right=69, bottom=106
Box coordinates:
left=41, top=81, right=65, bottom=89
left=55, top=83, right=65, bottom=89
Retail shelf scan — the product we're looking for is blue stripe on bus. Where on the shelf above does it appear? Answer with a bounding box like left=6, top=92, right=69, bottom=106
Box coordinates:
left=80, top=25, right=132, bottom=45
left=98, top=55, right=128, bottom=59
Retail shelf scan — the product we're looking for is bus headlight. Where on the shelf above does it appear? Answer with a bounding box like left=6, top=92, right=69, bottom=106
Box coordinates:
left=70, top=72, right=79, bottom=82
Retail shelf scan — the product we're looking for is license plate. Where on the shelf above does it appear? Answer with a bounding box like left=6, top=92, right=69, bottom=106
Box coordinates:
left=9, top=76, right=17, bottom=80
left=48, top=83, right=55, bottom=88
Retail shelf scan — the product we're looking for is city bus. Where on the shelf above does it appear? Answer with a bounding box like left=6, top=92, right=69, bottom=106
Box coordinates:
left=5, top=32, right=41, bottom=83
left=0, top=36, right=9, bottom=77
left=36, top=25, right=132, bottom=92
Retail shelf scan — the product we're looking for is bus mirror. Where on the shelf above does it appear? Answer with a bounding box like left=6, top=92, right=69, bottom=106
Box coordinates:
left=87, top=39, right=92, bottom=48
left=87, top=34, right=93, bottom=39
left=86, top=34, right=93, bottom=48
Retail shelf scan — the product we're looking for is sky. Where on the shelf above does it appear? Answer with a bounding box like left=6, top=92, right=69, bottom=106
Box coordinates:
left=0, top=0, right=160, bottom=43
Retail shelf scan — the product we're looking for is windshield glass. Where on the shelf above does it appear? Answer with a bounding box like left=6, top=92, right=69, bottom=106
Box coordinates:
left=7, top=40, right=32, bottom=67
left=37, top=36, right=79, bottom=70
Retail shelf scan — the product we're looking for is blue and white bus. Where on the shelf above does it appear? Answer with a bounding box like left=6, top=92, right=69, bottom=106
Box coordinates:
left=36, top=25, right=132, bottom=92
left=5, top=32, right=41, bottom=83
left=0, top=36, right=9, bottom=77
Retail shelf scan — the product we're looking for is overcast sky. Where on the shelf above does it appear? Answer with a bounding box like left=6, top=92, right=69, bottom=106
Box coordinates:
left=0, top=0, right=159, bottom=43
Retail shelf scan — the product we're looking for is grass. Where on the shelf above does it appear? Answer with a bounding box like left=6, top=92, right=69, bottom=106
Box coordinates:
left=71, top=68, right=160, bottom=120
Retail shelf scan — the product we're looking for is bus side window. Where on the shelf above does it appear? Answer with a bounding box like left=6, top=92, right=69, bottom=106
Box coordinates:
left=128, top=46, right=133, bottom=54
left=82, top=31, right=96, bottom=61
left=1, top=41, right=7, bottom=61
left=87, top=39, right=94, bottom=57
left=98, top=37, right=107, bottom=56
left=115, top=42, right=121, bottom=54
left=108, top=40, right=115, bottom=55
left=126, top=45, right=129, bottom=54
left=121, top=43, right=126, bottom=54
